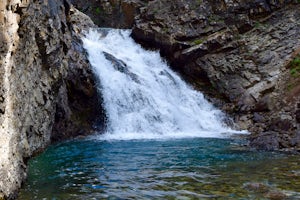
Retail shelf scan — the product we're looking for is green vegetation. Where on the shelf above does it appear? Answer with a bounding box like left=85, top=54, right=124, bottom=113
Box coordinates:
left=254, top=21, right=262, bottom=28
left=192, top=39, right=204, bottom=45
left=196, top=0, right=202, bottom=5
left=95, top=7, right=101, bottom=14
left=289, top=55, right=300, bottom=77
left=287, top=83, right=294, bottom=91
left=254, top=21, right=270, bottom=30
left=162, top=27, right=169, bottom=33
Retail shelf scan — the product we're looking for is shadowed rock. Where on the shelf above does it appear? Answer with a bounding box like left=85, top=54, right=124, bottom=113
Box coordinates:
left=103, top=51, right=140, bottom=83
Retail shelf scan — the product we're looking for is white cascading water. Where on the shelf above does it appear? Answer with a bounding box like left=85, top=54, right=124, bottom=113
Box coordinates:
left=82, top=29, right=243, bottom=140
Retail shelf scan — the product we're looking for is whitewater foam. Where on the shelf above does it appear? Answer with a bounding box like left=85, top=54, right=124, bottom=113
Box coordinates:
left=82, top=29, right=246, bottom=140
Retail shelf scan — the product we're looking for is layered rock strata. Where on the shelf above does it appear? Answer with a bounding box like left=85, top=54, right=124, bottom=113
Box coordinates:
left=130, top=0, right=300, bottom=150
left=0, top=1, right=102, bottom=199
left=70, top=0, right=147, bottom=28
left=69, top=0, right=300, bottom=151
left=1, top=0, right=300, bottom=198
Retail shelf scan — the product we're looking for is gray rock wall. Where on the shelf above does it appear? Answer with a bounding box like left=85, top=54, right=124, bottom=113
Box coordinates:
left=70, top=0, right=147, bottom=28
left=130, top=0, right=300, bottom=150
left=64, top=0, right=300, bottom=151
left=1, top=0, right=299, bottom=198
left=70, top=0, right=300, bottom=150
left=0, top=0, right=102, bottom=199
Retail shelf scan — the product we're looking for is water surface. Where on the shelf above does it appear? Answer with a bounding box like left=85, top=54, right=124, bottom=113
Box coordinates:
left=19, top=29, right=300, bottom=200
left=19, top=138, right=300, bottom=199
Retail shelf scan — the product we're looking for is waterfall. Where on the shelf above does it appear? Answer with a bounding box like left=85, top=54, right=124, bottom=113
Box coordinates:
left=82, top=29, right=243, bottom=140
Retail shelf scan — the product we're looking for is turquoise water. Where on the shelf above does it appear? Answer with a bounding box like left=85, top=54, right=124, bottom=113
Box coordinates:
left=19, top=138, right=300, bottom=199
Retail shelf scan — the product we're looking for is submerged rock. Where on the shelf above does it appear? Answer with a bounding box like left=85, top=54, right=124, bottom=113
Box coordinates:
left=244, top=182, right=287, bottom=200
left=0, top=0, right=104, bottom=199
left=265, top=191, right=287, bottom=200
left=244, top=182, right=270, bottom=193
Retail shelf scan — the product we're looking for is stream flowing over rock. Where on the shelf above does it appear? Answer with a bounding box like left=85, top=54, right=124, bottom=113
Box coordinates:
left=73, top=0, right=300, bottom=151
left=0, top=0, right=103, bottom=199
left=130, top=0, right=300, bottom=151
left=1, top=0, right=300, bottom=199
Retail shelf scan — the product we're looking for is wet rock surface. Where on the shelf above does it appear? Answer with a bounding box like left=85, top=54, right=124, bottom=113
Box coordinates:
left=1, top=0, right=300, bottom=198
left=70, top=0, right=300, bottom=151
left=0, top=1, right=103, bottom=199
left=129, top=0, right=300, bottom=151
left=73, top=0, right=300, bottom=151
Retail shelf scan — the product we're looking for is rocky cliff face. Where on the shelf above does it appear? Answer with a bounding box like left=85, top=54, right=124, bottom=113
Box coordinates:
left=131, top=0, right=300, bottom=151
left=71, top=0, right=300, bottom=151
left=0, top=0, right=103, bottom=199
left=70, top=0, right=147, bottom=28
left=1, top=0, right=299, bottom=198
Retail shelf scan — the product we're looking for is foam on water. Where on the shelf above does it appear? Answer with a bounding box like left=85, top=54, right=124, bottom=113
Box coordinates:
left=82, top=29, right=245, bottom=140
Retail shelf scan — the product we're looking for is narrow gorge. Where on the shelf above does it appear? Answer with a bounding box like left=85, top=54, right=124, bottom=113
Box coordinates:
left=0, top=0, right=300, bottom=199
